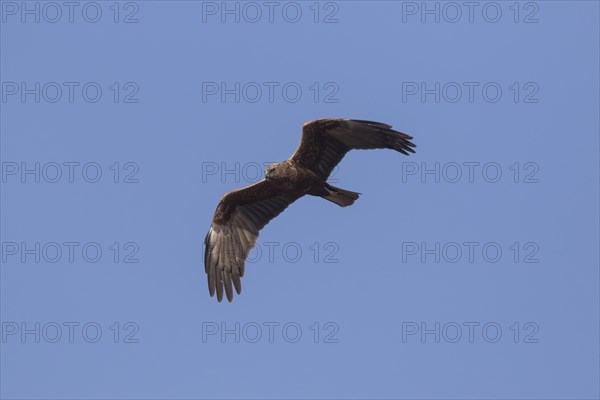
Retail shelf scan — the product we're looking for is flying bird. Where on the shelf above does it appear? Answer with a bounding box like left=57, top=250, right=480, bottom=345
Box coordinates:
left=204, top=119, right=416, bottom=302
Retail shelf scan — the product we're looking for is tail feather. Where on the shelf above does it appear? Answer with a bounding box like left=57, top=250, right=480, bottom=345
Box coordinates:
left=323, top=185, right=360, bottom=207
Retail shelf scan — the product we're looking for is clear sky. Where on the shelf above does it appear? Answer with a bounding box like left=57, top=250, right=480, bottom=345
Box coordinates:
left=1, top=1, right=599, bottom=399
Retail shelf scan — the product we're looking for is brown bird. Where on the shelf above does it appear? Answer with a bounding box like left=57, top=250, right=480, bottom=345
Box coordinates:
left=204, top=118, right=416, bottom=302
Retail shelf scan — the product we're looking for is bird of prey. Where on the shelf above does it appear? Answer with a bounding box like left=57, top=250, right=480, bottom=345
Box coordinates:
left=204, top=119, right=416, bottom=302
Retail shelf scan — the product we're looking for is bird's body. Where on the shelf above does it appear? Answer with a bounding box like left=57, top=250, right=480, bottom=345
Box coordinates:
left=264, top=160, right=316, bottom=195
left=264, top=159, right=357, bottom=205
left=204, top=118, right=416, bottom=302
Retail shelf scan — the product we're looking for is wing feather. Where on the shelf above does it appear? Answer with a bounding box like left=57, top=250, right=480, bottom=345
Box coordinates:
left=291, top=118, right=416, bottom=179
left=204, top=180, right=301, bottom=302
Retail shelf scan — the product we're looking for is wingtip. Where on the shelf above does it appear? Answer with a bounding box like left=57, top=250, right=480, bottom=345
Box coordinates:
left=345, top=118, right=392, bottom=129
left=216, top=284, right=224, bottom=302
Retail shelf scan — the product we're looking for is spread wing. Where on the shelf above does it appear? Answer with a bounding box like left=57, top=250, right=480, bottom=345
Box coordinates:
left=204, top=180, right=301, bottom=302
left=291, top=118, right=416, bottom=179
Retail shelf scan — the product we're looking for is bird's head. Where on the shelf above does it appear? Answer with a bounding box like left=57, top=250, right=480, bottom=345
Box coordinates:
left=264, top=162, right=281, bottom=180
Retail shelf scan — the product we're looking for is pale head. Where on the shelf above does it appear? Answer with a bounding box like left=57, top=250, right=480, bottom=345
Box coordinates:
left=264, top=161, right=286, bottom=181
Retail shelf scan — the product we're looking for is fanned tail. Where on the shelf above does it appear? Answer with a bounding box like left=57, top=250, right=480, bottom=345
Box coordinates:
left=323, top=184, right=360, bottom=207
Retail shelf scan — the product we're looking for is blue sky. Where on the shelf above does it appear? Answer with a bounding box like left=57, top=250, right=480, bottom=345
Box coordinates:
left=1, top=1, right=599, bottom=399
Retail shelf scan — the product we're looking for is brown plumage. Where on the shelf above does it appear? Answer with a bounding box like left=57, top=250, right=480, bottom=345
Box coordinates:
left=204, top=118, right=416, bottom=302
